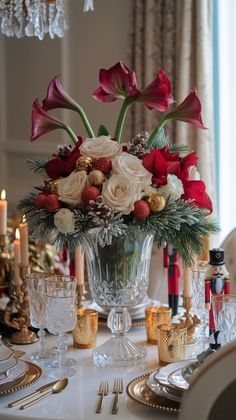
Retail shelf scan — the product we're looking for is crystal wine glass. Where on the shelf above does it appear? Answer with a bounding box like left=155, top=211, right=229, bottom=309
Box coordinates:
left=27, top=272, right=52, bottom=362
left=45, top=275, right=77, bottom=378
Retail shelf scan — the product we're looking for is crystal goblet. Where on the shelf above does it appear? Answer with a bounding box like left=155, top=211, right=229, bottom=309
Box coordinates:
left=45, top=275, right=77, bottom=378
left=27, top=273, right=52, bottom=362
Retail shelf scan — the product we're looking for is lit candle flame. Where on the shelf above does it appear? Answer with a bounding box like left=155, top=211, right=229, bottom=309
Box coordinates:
left=22, top=215, right=27, bottom=224
left=15, top=228, right=20, bottom=240
left=1, top=189, right=6, bottom=200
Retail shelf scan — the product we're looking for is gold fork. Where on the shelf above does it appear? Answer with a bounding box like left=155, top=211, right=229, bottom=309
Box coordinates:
left=96, top=380, right=109, bottom=414
left=111, top=378, right=123, bottom=414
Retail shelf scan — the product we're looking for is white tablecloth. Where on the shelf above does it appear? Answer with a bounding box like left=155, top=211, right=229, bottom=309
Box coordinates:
left=0, top=326, right=188, bottom=420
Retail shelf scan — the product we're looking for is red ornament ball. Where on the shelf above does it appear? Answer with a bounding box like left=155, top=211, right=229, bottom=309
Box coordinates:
left=94, top=157, right=112, bottom=174
left=44, top=194, right=61, bottom=212
left=81, top=186, right=100, bottom=206
left=34, top=193, right=47, bottom=209
left=133, top=200, right=150, bottom=219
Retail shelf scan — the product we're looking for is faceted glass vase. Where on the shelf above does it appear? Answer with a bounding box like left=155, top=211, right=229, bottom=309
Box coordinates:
left=83, top=228, right=153, bottom=367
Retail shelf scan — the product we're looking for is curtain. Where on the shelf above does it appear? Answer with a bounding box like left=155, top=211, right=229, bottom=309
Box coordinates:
left=127, top=0, right=216, bottom=207
left=128, top=0, right=216, bottom=300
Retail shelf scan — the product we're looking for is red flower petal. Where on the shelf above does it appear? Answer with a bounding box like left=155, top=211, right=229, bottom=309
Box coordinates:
left=166, top=88, right=206, bottom=129
left=42, top=77, right=80, bottom=112
left=93, top=61, right=140, bottom=102
left=45, top=158, right=67, bottom=180
left=138, top=69, right=174, bottom=112
left=181, top=180, right=212, bottom=213
left=31, top=99, right=65, bottom=141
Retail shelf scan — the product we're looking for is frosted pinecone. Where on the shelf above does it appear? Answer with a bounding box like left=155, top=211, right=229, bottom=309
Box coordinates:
left=56, top=144, right=73, bottom=159
left=127, top=131, right=149, bottom=158
left=87, top=196, right=112, bottom=225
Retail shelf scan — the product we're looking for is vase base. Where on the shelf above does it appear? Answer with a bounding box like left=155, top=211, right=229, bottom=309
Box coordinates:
left=92, top=335, right=146, bottom=367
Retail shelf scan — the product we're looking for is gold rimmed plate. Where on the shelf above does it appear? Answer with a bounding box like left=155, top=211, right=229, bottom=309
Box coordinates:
left=0, top=362, right=42, bottom=396
left=126, top=372, right=180, bottom=414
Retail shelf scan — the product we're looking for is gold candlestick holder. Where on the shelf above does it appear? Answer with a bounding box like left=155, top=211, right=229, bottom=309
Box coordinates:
left=77, top=284, right=85, bottom=308
left=180, top=296, right=201, bottom=344
left=8, top=265, right=37, bottom=345
left=0, top=234, right=12, bottom=288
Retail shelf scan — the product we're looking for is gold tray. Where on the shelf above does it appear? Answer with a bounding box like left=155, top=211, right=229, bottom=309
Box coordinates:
left=0, top=362, right=42, bottom=396
left=126, top=372, right=181, bottom=414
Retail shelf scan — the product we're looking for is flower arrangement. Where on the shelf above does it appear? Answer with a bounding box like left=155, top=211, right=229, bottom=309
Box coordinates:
left=18, top=62, right=218, bottom=265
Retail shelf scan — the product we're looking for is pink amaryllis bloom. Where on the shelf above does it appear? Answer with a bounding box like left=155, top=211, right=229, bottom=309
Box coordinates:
left=165, top=88, right=206, bottom=129
left=137, top=69, right=173, bottom=112
left=31, top=99, right=66, bottom=141
left=42, top=76, right=80, bottom=112
left=93, top=61, right=139, bottom=102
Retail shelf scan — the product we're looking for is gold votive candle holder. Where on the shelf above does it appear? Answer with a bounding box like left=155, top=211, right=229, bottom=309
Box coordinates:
left=157, top=323, right=187, bottom=363
left=145, top=306, right=172, bottom=344
left=73, top=308, right=98, bottom=349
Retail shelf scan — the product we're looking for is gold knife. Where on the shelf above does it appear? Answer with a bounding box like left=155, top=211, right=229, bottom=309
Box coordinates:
left=8, top=380, right=59, bottom=408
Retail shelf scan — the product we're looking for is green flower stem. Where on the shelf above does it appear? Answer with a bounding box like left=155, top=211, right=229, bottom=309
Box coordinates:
left=115, top=98, right=134, bottom=142
left=75, top=105, right=95, bottom=138
left=64, top=125, right=79, bottom=145
left=147, top=116, right=169, bottom=148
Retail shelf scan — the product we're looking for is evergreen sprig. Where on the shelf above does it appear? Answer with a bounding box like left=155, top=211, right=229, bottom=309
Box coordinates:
left=27, top=156, right=49, bottom=177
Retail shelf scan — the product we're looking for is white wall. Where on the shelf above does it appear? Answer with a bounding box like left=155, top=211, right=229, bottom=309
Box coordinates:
left=0, top=0, right=131, bottom=214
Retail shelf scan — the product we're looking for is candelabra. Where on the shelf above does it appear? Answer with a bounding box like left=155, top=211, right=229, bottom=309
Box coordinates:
left=180, top=297, right=201, bottom=344
left=4, top=265, right=38, bottom=344
left=0, top=234, right=12, bottom=288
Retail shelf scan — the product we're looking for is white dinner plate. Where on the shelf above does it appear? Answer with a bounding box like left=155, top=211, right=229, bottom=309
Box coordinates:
left=167, top=368, right=189, bottom=391
left=154, top=359, right=196, bottom=389
left=146, top=372, right=182, bottom=403
left=0, top=343, right=14, bottom=363
left=0, top=360, right=28, bottom=388
left=0, top=357, right=18, bottom=382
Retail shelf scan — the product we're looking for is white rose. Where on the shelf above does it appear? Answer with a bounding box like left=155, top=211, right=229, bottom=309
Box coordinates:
left=143, top=186, right=159, bottom=197
left=188, top=165, right=201, bottom=180
left=54, top=208, right=75, bottom=234
left=102, top=174, right=141, bottom=215
left=112, top=152, right=152, bottom=189
left=158, top=174, right=184, bottom=200
left=79, top=135, right=122, bottom=159
left=57, top=171, right=87, bottom=206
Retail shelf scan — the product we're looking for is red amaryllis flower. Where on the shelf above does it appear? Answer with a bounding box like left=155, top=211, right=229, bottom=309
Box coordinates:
left=179, top=152, right=199, bottom=181
left=181, top=180, right=212, bottom=213
left=45, top=138, right=83, bottom=179
left=42, top=76, right=80, bottom=112
left=137, top=69, right=173, bottom=112
left=165, top=88, right=206, bottom=129
left=142, top=148, right=180, bottom=186
left=31, top=99, right=66, bottom=141
left=92, top=61, right=139, bottom=102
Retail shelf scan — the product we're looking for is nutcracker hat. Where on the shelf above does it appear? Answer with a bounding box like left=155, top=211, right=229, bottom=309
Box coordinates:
left=209, top=248, right=225, bottom=266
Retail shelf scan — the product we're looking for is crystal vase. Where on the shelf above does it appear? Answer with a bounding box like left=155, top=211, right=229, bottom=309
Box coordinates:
left=83, top=227, right=153, bottom=367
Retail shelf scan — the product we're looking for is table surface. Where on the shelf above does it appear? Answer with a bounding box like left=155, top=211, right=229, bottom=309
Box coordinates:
left=0, top=325, right=194, bottom=420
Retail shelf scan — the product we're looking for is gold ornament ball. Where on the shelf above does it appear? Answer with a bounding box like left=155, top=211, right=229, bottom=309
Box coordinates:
left=76, top=156, right=94, bottom=172
left=50, top=179, right=59, bottom=194
left=148, top=194, right=166, bottom=212
left=88, top=170, right=105, bottom=186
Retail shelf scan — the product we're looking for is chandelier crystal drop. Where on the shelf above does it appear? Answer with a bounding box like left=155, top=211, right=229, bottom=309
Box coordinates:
left=0, top=0, right=94, bottom=40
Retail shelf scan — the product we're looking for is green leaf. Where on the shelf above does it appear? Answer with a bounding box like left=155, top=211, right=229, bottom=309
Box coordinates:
left=97, top=124, right=109, bottom=136
left=148, top=128, right=169, bottom=150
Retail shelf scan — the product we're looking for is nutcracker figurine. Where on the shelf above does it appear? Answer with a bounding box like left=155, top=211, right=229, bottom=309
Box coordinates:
left=205, top=248, right=230, bottom=334
left=164, top=244, right=180, bottom=316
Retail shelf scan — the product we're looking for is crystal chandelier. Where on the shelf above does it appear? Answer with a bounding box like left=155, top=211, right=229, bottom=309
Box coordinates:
left=0, top=0, right=94, bottom=40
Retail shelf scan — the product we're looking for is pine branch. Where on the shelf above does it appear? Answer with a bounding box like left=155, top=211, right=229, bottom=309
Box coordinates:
left=169, top=144, right=189, bottom=154
left=27, top=156, right=49, bottom=178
